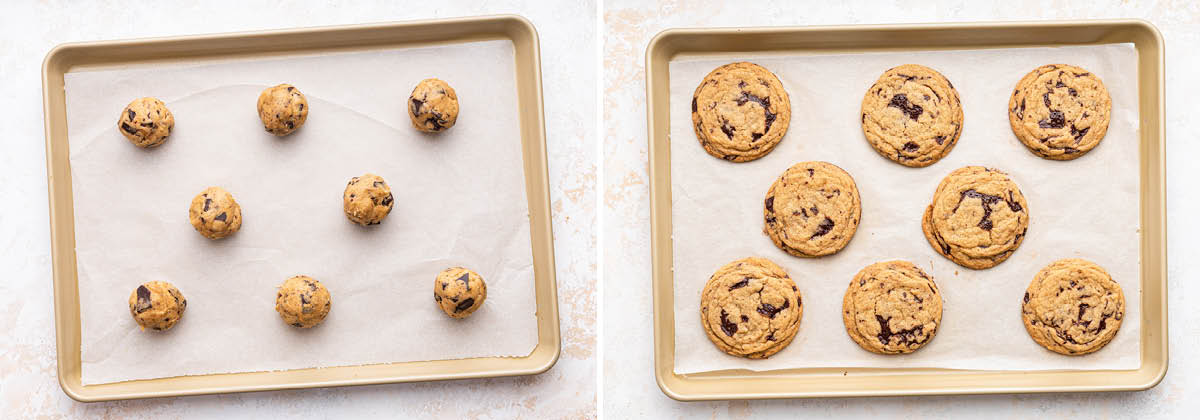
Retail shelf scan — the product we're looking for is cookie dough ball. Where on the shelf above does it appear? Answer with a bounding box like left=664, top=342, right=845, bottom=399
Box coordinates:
left=188, top=186, right=243, bottom=239
left=257, top=84, right=309, bottom=136
left=408, top=78, right=459, bottom=133
left=434, top=267, right=487, bottom=318
left=343, top=174, right=394, bottom=226
left=1008, top=64, right=1111, bottom=160
left=276, top=275, right=332, bottom=328
left=118, top=97, right=175, bottom=148
left=1022, top=259, right=1124, bottom=355
left=129, top=281, right=187, bottom=331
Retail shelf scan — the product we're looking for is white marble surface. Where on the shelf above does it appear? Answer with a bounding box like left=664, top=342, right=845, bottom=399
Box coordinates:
left=603, top=0, right=1198, bottom=418
left=0, top=1, right=595, bottom=418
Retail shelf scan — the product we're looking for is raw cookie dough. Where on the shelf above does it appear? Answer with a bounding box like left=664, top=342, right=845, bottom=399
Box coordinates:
left=842, top=260, right=942, bottom=354
left=408, top=78, right=459, bottom=133
left=691, top=62, right=791, bottom=162
left=343, top=173, right=394, bottom=226
left=257, top=83, right=309, bottom=136
left=922, top=166, right=1029, bottom=269
left=117, top=97, right=175, bottom=148
left=763, top=161, right=861, bottom=257
left=434, top=267, right=487, bottom=318
left=700, top=257, right=803, bottom=359
left=861, top=64, right=963, bottom=167
left=1022, top=258, right=1124, bottom=355
left=128, top=281, right=186, bottom=331
left=276, top=275, right=332, bottom=328
left=188, top=186, right=243, bottom=239
left=1008, top=64, right=1111, bottom=160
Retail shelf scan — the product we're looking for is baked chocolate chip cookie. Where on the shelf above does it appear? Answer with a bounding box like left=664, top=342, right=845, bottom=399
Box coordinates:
left=763, top=161, right=861, bottom=257
left=842, top=260, right=942, bottom=354
left=409, top=78, right=459, bottom=133
left=188, top=186, right=243, bottom=240
left=128, top=281, right=186, bottom=331
left=691, top=62, right=791, bottom=162
left=118, top=97, right=175, bottom=148
left=276, top=275, right=331, bottom=328
left=343, top=173, right=394, bottom=226
left=1008, top=64, right=1111, bottom=160
left=257, top=83, right=309, bottom=136
left=434, top=267, right=487, bottom=319
left=861, top=64, right=963, bottom=167
left=700, top=257, right=803, bottom=359
left=922, top=166, right=1028, bottom=269
left=1022, top=258, right=1124, bottom=355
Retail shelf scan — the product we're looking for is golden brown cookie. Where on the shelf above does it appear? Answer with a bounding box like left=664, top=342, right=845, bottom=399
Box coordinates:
left=842, top=260, right=942, bottom=354
left=763, top=161, right=861, bottom=257
left=118, top=97, right=175, bottom=148
left=433, top=267, right=487, bottom=318
left=276, top=275, right=331, bottom=328
left=922, top=166, right=1028, bottom=269
left=343, top=173, right=394, bottom=226
left=700, top=257, right=803, bottom=359
left=1022, top=259, right=1124, bottom=355
left=188, top=186, right=243, bottom=240
left=257, top=83, right=309, bottom=136
left=1008, top=64, right=1111, bottom=160
left=860, top=64, right=963, bottom=167
left=408, top=78, right=459, bottom=133
left=128, top=281, right=186, bottom=331
left=691, top=62, right=791, bottom=162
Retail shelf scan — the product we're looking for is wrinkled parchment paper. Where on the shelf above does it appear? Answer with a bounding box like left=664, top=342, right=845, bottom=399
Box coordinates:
left=671, top=44, right=1140, bottom=374
left=65, top=40, right=537, bottom=385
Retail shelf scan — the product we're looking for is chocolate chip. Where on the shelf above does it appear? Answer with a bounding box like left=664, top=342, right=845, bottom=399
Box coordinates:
left=441, top=282, right=448, bottom=290
left=203, top=198, right=212, bottom=212
left=691, top=97, right=697, bottom=112
left=300, top=294, right=309, bottom=304
left=766, top=332, right=775, bottom=341
left=764, top=196, right=774, bottom=213
left=457, top=273, right=470, bottom=291
left=134, top=285, right=152, bottom=313
left=411, top=98, right=424, bottom=114
left=126, top=109, right=136, bottom=121
left=1068, top=88, right=1077, bottom=96
left=810, top=217, right=834, bottom=239
left=435, top=293, right=442, bottom=302
left=214, top=212, right=227, bottom=222
left=1023, top=292, right=1029, bottom=303
left=809, top=206, right=818, bottom=215
left=292, top=323, right=303, bottom=327
left=1038, top=110, right=1065, bottom=129
left=807, top=168, right=814, bottom=177
left=1043, top=92, right=1052, bottom=107
left=381, top=194, right=393, bottom=207
left=1075, top=72, right=1090, bottom=77
left=887, top=93, right=923, bottom=121
left=722, top=155, right=737, bottom=161
left=454, top=298, right=475, bottom=312
left=1071, top=125, right=1090, bottom=142
left=719, top=310, right=738, bottom=337
left=426, top=116, right=444, bottom=130
left=298, top=103, right=304, bottom=111
left=120, top=123, right=138, bottom=135
left=800, top=208, right=808, bottom=218
left=373, top=181, right=384, bottom=188
left=286, top=121, right=294, bottom=130
left=728, top=278, right=749, bottom=291
left=757, top=300, right=789, bottom=319
left=740, top=315, right=749, bottom=322
left=1055, top=81, right=1066, bottom=88
left=903, top=142, right=919, bottom=153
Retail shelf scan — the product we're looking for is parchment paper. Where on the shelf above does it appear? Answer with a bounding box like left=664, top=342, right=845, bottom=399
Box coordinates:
left=65, top=40, right=538, bottom=385
left=670, top=44, right=1140, bottom=374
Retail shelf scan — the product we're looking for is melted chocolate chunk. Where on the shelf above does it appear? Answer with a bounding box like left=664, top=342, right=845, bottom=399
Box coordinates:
left=1070, top=125, right=1090, bottom=143
left=757, top=299, right=790, bottom=319
left=934, top=135, right=946, bottom=145
left=960, top=189, right=1003, bottom=231
left=740, top=315, right=749, bottom=322
left=810, top=217, right=834, bottom=239
left=875, top=315, right=928, bottom=346
left=734, top=91, right=776, bottom=136
left=1006, top=191, right=1023, bottom=212
left=1077, top=303, right=1089, bottom=321
left=454, top=298, right=475, bottom=312
left=887, top=94, right=923, bottom=121
left=126, top=109, right=136, bottom=121
left=214, top=212, right=227, bottom=222
left=903, top=142, right=919, bottom=153
left=720, top=122, right=736, bottom=138
left=764, top=196, right=774, bottom=213
left=203, top=198, right=212, bottom=212
left=411, top=98, right=424, bottom=114
left=425, top=116, right=444, bottom=130
left=719, top=310, right=738, bottom=337
left=120, top=123, right=138, bottom=135
left=691, top=97, right=697, bottom=112
left=292, top=323, right=303, bottom=328
left=1038, top=110, right=1065, bottom=129
left=381, top=193, right=393, bottom=207
left=728, top=278, right=749, bottom=291
left=134, top=285, right=152, bottom=313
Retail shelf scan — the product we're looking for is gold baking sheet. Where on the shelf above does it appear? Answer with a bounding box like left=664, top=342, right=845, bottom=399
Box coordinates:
left=43, top=15, right=559, bottom=402
left=646, top=19, right=1166, bottom=400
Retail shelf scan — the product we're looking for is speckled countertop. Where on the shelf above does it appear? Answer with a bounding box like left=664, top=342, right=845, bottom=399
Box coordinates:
left=602, top=0, right=1198, bottom=418
left=0, top=1, right=595, bottom=418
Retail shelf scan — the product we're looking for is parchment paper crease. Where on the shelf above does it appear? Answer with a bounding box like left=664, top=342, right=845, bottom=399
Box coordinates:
left=670, top=44, right=1141, bottom=374
left=66, top=40, right=537, bottom=385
